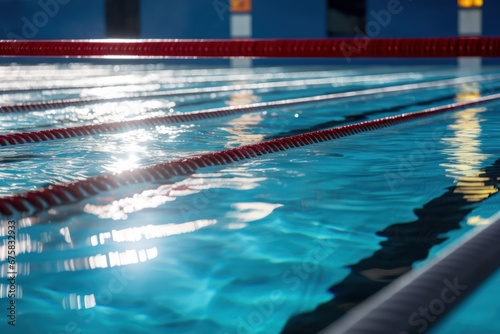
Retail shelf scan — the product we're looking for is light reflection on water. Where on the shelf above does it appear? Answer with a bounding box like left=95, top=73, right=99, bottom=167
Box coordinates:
left=0, top=65, right=500, bottom=334
left=62, top=293, right=96, bottom=310
left=83, top=174, right=268, bottom=220
left=0, top=170, right=274, bottom=278
left=440, top=84, right=498, bottom=225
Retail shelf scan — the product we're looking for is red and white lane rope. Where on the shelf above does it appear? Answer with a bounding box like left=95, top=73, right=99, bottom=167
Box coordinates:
left=1, top=38, right=499, bottom=58
left=0, top=71, right=424, bottom=113
left=0, top=74, right=498, bottom=147
left=1, top=92, right=500, bottom=217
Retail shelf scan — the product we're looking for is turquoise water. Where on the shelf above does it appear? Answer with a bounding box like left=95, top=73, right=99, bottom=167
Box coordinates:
left=0, top=64, right=500, bottom=334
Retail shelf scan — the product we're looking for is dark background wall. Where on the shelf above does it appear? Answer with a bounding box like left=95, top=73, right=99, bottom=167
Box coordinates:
left=365, top=0, right=458, bottom=38
left=141, top=1, right=230, bottom=39
left=0, top=0, right=106, bottom=39
left=0, top=0, right=498, bottom=64
left=252, top=0, right=327, bottom=38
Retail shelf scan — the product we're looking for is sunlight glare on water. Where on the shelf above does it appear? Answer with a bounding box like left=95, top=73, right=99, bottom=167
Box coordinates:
left=0, top=64, right=500, bottom=334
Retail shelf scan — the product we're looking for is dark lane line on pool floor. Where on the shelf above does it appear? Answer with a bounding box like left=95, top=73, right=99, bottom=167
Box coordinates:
left=266, top=94, right=456, bottom=140
left=280, top=158, right=500, bottom=334
left=265, top=82, right=500, bottom=140
left=1, top=93, right=500, bottom=218
left=0, top=154, right=44, bottom=164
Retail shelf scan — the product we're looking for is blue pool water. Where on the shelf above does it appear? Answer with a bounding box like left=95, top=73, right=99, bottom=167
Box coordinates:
left=0, top=64, right=500, bottom=334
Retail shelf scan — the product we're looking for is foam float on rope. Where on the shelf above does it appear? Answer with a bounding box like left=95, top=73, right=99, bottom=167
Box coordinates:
left=1, top=92, right=500, bottom=217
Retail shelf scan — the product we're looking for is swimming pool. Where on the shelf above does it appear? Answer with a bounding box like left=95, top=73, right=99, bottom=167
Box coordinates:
left=1, top=64, right=500, bottom=334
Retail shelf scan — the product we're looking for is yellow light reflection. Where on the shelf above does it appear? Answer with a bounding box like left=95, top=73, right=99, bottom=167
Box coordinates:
left=458, top=0, right=483, bottom=8
left=455, top=89, right=481, bottom=101
left=226, top=92, right=258, bottom=107
left=440, top=84, right=498, bottom=225
left=222, top=93, right=265, bottom=147
left=466, top=215, right=490, bottom=226
left=440, top=107, right=488, bottom=179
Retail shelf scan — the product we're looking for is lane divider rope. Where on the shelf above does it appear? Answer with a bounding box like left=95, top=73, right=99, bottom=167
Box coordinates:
left=0, top=72, right=427, bottom=113
left=1, top=38, right=499, bottom=58
left=0, top=75, right=500, bottom=146
left=1, top=92, right=500, bottom=217
left=0, top=75, right=498, bottom=147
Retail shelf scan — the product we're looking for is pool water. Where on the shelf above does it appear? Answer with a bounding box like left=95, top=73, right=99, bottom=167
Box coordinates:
left=0, top=64, right=500, bottom=334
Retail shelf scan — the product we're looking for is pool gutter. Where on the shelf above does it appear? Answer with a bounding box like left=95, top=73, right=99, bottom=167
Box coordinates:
left=321, top=210, right=500, bottom=334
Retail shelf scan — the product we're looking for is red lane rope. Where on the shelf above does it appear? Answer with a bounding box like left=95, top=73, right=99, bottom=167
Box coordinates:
left=0, top=72, right=417, bottom=114
left=1, top=38, right=499, bottom=58
left=2, top=93, right=500, bottom=217
left=0, top=75, right=497, bottom=147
